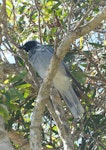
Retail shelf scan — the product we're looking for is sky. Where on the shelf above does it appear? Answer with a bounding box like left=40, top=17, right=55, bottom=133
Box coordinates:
left=0, top=0, right=15, bottom=64
left=1, top=51, right=15, bottom=64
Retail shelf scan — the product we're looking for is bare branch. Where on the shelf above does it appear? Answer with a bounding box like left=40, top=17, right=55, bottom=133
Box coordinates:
left=74, top=6, right=93, bottom=31
left=49, top=89, right=74, bottom=150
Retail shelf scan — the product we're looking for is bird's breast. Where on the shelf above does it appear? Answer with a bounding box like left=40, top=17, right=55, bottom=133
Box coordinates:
left=29, top=51, right=52, bottom=79
left=29, top=50, right=70, bottom=91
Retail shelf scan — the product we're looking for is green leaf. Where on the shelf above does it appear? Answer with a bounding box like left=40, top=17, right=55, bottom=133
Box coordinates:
left=19, top=5, right=26, bottom=14
left=46, top=145, right=53, bottom=148
left=9, top=103, right=19, bottom=111
left=17, top=83, right=31, bottom=89
left=4, top=79, right=10, bottom=84
left=101, top=65, right=106, bottom=70
left=51, top=1, right=61, bottom=10
left=92, top=89, right=96, bottom=99
left=10, top=71, right=27, bottom=83
left=93, top=7, right=99, bottom=13
left=6, top=0, right=13, bottom=17
left=0, top=105, right=9, bottom=121
left=102, top=53, right=106, bottom=59
left=23, top=89, right=30, bottom=98
left=8, top=88, right=24, bottom=101
left=6, top=0, right=12, bottom=8
left=71, top=71, right=86, bottom=84
left=52, top=125, right=58, bottom=134
left=89, top=42, right=104, bottom=48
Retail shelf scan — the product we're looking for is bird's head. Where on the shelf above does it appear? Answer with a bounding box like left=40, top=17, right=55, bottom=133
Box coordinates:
left=19, top=40, right=39, bottom=52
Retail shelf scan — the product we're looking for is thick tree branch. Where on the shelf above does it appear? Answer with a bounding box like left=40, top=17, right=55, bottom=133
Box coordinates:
left=8, top=130, right=30, bottom=150
left=49, top=89, right=74, bottom=149
left=0, top=115, right=15, bottom=150
left=30, top=6, right=106, bottom=150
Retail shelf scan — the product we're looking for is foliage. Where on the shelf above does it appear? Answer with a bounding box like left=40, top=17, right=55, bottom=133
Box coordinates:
left=0, top=0, right=106, bottom=149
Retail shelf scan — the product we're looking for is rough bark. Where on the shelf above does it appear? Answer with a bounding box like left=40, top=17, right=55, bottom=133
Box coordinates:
left=0, top=115, right=15, bottom=150
left=8, top=130, right=30, bottom=150
left=49, top=89, right=74, bottom=150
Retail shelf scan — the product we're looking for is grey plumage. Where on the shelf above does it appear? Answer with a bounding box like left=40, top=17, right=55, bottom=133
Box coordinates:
left=19, top=40, right=84, bottom=118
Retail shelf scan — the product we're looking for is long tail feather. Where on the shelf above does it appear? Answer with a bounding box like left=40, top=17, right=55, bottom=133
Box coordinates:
left=60, top=84, right=84, bottom=118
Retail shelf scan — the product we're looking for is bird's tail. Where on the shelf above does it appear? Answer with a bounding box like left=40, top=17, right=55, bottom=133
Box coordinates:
left=60, top=84, right=84, bottom=118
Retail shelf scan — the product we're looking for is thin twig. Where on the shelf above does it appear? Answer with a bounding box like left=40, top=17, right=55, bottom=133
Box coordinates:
left=74, top=6, right=93, bottom=31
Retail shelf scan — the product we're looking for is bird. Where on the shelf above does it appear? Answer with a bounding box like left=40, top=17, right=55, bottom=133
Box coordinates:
left=19, top=40, right=84, bottom=118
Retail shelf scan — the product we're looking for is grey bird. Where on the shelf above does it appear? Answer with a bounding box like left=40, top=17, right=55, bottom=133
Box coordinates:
left=19, top=40, right=84, bottom=118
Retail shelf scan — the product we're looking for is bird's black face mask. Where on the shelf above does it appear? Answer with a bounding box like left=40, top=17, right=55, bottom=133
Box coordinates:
left=19, top=41, right=38, bottom=52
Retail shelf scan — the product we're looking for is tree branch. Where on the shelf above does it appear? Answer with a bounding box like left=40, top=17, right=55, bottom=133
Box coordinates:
left=49, top=89, right=74, bottom=150
left=30, top=6, right=106, bottom=150
left=8, top=130, right=30, bottom=150
left=0, top=114, right=15, bottom=150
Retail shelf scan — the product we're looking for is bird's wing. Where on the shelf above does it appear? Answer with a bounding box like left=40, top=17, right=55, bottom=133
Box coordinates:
left=40, top=45, right=54, bottom=54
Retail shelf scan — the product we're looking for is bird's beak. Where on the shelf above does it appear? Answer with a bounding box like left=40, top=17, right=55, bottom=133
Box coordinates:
left=18, top=45, right=24, bottom=49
